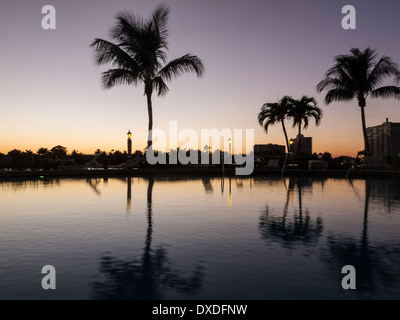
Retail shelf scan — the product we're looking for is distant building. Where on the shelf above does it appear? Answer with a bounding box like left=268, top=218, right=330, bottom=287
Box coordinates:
left=254, top=144, right=286, bottom=155
left=291, top=134, right=312, bottom=155
left=367, top=118, right=400, bottom=159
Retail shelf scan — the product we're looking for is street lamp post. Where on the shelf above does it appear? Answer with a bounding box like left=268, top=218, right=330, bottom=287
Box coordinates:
left=289, top=138, right=294, bottom=166
left=127, top=130, right=132, bottom=163
left=281, top=138, right=294, bottom=176
left=228, top=137, right=232, bottom=164
left=289, top=138, right=294, bottom=153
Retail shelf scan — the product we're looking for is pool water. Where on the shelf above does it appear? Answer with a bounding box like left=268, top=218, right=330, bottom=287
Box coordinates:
left=0, top=176, right=399, bottom=299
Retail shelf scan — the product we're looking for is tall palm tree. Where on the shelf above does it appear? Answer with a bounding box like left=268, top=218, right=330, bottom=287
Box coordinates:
left=258, top=96, right=293, bottom=153
left=316, top=47, right=400, bottom=154
left=90, top=4, right=204, bottom=148
left=288, top=96, right=322, bottom=158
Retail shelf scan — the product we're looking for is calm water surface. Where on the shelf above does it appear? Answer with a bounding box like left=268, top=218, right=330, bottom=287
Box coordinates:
left=0, top=176, right=399, bottom=299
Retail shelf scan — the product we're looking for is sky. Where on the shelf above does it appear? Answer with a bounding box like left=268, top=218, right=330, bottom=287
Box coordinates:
left=1, top=0, right=400, bottom=156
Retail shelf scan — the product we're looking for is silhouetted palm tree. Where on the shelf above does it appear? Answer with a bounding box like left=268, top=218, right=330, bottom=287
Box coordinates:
left=258, top=96, right=292, bottom=153
left=316, top=48, right=400, bottom=154
left=37, top=147, right=50, bottom=159
left=50, top=145, right=67, bottom=161
left=91, top=4, right=204, bottom=148
left=288, top=96, right=322, bottom=158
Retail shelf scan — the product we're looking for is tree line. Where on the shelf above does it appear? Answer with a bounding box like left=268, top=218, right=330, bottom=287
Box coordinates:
left=0, top=146, right=141, bottom=170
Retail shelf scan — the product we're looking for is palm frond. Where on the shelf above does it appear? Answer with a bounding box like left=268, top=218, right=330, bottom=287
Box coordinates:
left=258, top=99, right=291, bottom=124
left=371, top=86, right=400, bottom=99
left=302, top=116, right=310, bottom=130
left=316, top=77, right=335, bottom=92
left=100, top=69, right=139, bottom=89
left=148, top=3, right=169, bottom=50
left=324, top=89, right=355, bottom=104
left=112, top=11, right=167, bottom=71
left=317, top=47, right=400, bottom=106
left=152, top=76, right=169, bottom=96
left=308, top=108, right=323, bottom=127
left=300, top=96, right=317, bottom=106
left=280, top=95, right=293, bottom=105
left=288, top=96, right=322, bottom=129
left=111, top=11, right=143, bottom=44
left=90, top=38, right=140, bottom=72
left=158, top=54, right=204, bottom=81
left=258, top=104, right=278, bottom=125
left=367, top=56, right=399, bottom=90
left=260, top=118, right=277, bottom=134
left=317, top=66, right=356, bottom=93
left=142, top=6, right=170, bottom=67
left=257, top=98, right=293, bottom=134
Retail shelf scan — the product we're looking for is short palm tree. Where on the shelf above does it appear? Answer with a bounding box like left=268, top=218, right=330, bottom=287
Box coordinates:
left=258, top=96, right=293, bottom=153
left=288, top=96, right=322, bottom=158
left=316, top=47, right=400, bottom=154
left=91, top=4, right=204, bottom=148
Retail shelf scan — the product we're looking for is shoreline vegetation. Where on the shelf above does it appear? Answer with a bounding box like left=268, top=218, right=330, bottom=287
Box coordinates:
left=1, top=145, right=400, bottom=177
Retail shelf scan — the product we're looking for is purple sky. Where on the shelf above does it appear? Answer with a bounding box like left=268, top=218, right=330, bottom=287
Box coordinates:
left=1, top=0, right=400, bottom=156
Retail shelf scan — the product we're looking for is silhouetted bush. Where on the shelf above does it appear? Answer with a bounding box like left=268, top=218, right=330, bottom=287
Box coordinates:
left=393, top=157, right=400, bottom=171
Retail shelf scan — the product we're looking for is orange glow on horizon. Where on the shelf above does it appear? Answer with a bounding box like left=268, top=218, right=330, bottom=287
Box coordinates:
left=0, top=130, right=363, bottom=157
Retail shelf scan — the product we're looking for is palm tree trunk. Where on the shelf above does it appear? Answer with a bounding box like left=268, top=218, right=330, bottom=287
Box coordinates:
left=281, top=120, right=290, bottom=153
left=360, top=106, right=370, bottom=155
left=297, top=121, right=302, bottom=161
left=146, top=92, right=153, bottom=149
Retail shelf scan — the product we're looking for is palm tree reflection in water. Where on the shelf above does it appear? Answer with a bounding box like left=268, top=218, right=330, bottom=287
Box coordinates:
left=259, top=177, right=323, bottom=248
left=259, top=177, right=400, bottom=296
left=325, top=179, right=400, bottom=296
left=87, top=178, right=102, bottom=196
left=201, top=177, right=214, bottom=193
left=93, top=178, right=204, bottom=299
